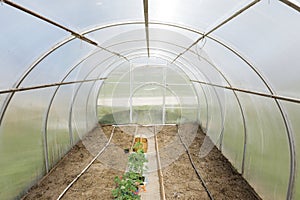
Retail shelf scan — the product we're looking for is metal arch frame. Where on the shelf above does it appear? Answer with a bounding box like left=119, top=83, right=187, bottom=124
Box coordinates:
left=180, top=49, right=246, bottom=170
left=67, top=57, right=126, bottom=146
left=3, top=19, right=298, bottom=101
left=108, top=44, right=239, bottom=145
left=99, top=36, right=295, bottom=198
left=0, top=20, right=296, bottom=160
left=93, top=50, right=205, bottom=126
left=181, top=48, right=248, bottom=174
left=170, top=0, right=260, bottom=63
left=0, top=15, right=295, bottom=198
left=0, top=8, right=133, bottom=132
left=75, top=55, right=124, bottom=134
left=41, top=49, right=113, bottom=171
left=41, top=46, right=129, bottom=172
left=175, top=57, right=225, bottom=149
left=69, top=51, right=127, bottom=131
left=1, top=32, right=292, bottom=176
left=114, top=46, right=227, bottom=135
left=81, top=35, right=281, bottom=103
left=43, top=51, right=123, bottom=171
left=86, top=14, right=296, bottom=198
left=146, top=25, right=296, bottom=193
left=127, top=63, right=196, bottom=124
left=196, top=27, right=295, bottom=200
left=0, top=37, right=75, bottom=126
left=203, top=35, right=296, bottom=199
left=2, top=0, right=130, bottom=61
left=83, top=58, right=128, bottom=132
left=146, top=23, right=300, bottom=193
left=92, top=47, right=241, bottom=175
left=82, top=59, right=133, bottom=129
left=87, top=47, right=207, bottom=128
left=150, top=49, right=232, bottom=161
left=129, top=82, right=181, bottom=124
left=190, top=46, right=295, bottom=199
left=89, top=36, right=290, bottom=180
left=109, top=48, right=210, bottom=129
left=145, top=22, right=296, bottom=199
left=173, top=49, right=226, bottom=149
left=151, top=24, right=296, bottom=197
left=95, top=53, right=200, bottom=126
left=113, top=47, right=223, bottom=147
left=152, top=32, right=295, bottom=195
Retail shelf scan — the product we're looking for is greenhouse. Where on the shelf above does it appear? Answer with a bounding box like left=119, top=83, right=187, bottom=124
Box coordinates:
left=0, top=0, right=299, bottom=199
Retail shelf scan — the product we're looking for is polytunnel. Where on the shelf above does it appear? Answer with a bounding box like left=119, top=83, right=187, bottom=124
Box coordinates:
left=0, top=0, right=300, bottom=199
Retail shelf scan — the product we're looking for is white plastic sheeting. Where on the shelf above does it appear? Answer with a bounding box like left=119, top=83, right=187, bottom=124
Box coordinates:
left=0, top=0, right=299, bottom=199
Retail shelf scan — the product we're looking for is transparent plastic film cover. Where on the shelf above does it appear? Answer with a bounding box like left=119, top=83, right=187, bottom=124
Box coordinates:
left=0, top=88, right=56, bottom=199
left=0, top=3, right=66, bottom=90
left=213, top=0, right=300, bottom=98
left=238, top=93, right=290, bottom=200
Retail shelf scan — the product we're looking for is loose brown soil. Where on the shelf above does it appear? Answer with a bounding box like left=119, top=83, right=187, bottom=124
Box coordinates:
left=22, top=125, right=133, bottom=200
left=157, top=124, right=260, bottom=200
left=22, top=124, right=260, bottom=200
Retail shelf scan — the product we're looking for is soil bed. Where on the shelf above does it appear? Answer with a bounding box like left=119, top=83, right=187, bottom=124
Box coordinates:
left=156, top=124, right=260, bottom=200
left=22, top=125, right=133, bottom=200
left=22, top=124, right=260, bottom=200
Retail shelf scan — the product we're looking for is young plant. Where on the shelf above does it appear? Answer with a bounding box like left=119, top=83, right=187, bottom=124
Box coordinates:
left=112, top=141, right=148, bottom=199
left=128, top=144, right=148, bottom=175
left=124, top=171, right=144, bottom=184
left=112, top=175, right=141, bottom=200
left=133, top=141, right=144, bottom=153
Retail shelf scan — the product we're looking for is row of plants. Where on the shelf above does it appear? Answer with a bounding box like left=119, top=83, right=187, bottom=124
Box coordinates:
left=112, top=142, right=148, bottom=200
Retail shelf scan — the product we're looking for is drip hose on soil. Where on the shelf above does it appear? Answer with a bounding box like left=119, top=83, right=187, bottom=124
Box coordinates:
left=56, top=126, right=115, bottom=200
left=177, top=126, right=214, bottom=200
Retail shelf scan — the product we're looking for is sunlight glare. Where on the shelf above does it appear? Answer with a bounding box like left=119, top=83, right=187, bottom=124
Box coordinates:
left=155, top=0, right=180, bottom=19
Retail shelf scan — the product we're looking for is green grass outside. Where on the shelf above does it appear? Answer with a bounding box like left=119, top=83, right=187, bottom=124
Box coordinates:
left=97, top=105, right=197, bottom=125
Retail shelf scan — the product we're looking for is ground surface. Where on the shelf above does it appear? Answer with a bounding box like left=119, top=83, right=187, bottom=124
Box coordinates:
left=22, top=124, right=260, bottom=200
left=157, top=124, right=260, bottom=200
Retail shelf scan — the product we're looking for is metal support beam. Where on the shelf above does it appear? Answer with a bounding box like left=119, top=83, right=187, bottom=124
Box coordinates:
left=0, top=78, right=107, bottom=94
left=171, top=0, right=260, bottom=63
left=3, top=0, right=129, bottom=61
left=2, top=0, right=97, bottom=45
left=279, top=0, right=300, bottom=12
left=143, top=0, right=150, bottom=57
left=190, top=80, right=300, bottom=104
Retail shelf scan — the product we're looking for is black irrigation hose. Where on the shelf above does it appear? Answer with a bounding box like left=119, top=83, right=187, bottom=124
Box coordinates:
left=56, top=126, right=115, bottom=200
left=177, top=126, right=214, bottom=200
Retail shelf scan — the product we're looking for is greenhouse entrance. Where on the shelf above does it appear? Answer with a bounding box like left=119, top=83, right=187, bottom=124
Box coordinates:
left=98, top=62, right=198, bottom=125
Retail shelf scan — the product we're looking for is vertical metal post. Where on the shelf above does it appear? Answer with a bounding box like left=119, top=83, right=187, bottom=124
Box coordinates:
left=129, top=64, right=133, bottom=123
left=162, top=66, right=166, bottom=124
left=42, top=115, right=50, bottom=173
